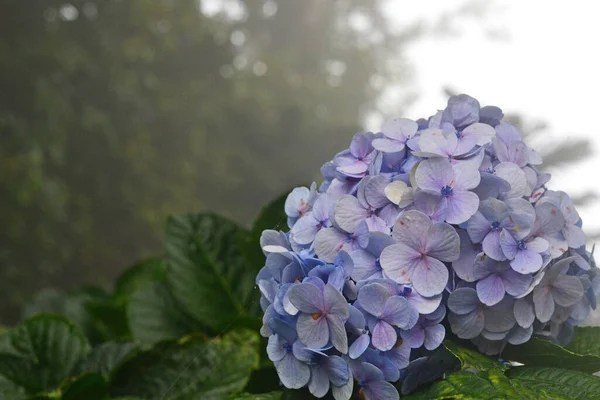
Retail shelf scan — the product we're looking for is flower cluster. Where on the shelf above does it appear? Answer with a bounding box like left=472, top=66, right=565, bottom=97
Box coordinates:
left=256, top=94, right=598, bottom=399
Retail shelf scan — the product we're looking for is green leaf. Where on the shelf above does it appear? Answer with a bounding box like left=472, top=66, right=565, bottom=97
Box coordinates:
left=503, top=338, right=600, bottom=373
left=443, top=340, right=505, bottom=372
left=113, top=258, right=167, bottom=305
left=0, top=315, right=90, bottom=394
left=566, top=327, right=600, bottom=356
left=75, top=341, right=138, bottom=378
left=59, top=373, right=109, bottom=400
left=109, top=329, right=260, bottom=400
left=228, top=393, right=283, bottom=400
left=507, top=367, right=600, bottom=399
left=165, top=213, right=258, bottom=332
left=127, top=281, right=200, bottom=346
left=0, top=375, right=27, bottom=400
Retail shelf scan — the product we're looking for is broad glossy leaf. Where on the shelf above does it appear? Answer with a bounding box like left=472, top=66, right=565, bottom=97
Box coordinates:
left=507, top=367, right=600, bottom=399
left=75, top=341, right=138, bottom=378
left=566, top=327, right=600, bottom=357
left=0, top=315, right=90, bottom=394
left=165, top=213, right=258, bottom=332
left=0, top=375, right=26, bottom=400
left=443, top=339, right=505, bottom=371
left=113, top=258, right=167, bottom=305
left=503, top=338, right=600, bottom=373
left=59, top=373, right=109, bottom=400
left=127, top=281, right=200, bottom=346
left=109, top=330, right=260, bottom=400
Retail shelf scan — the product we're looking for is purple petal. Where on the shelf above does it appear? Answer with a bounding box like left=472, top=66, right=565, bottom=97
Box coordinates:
left=372, top=137, right=405, bottom=153
left=324, top=284, right=349, bottom=319
left=350, top=250, right=383, bottom=281
left=362, top=381, right=399, bottom=400
left=415, top=158, right=453, bottom=192
left=513, top=297, right=535, bottom=328
left=358, top=283, right=390, bottom=316
left=499, top=230, right=518, bottom=260
left=424, top=222, right=460, bottom=261
left=291, top=214, right=320, bottom=245
left=510, top=249, right=543, bottom=274
left=482, top=230, right=506, bottom=261
left=502, top=269, right=532, bottom=297
left=327, top=314, right=349, bottom=353
left=336, top=156, right=369, bottom=177
left=285, top=187, right=311, bottom=218
left=552, top=275, right=584, bottom=307
left=335, top=195, right=369, bottom=233
left=533, top=286, right=555, bottom=323
left=314, top=227, right=350, bottom=263
left=411, top=256, right=449, bottom=297
left=349, top=334, right=370, bottom=359
left=563, top=224, right=587, bottom=248
left=365, top=231, right=395, bottom=256
left=401, top=325, right=425, bottom=348
left=406, top=290, right=442, bottom=314
left=381, top=118, right=418, bottom=141
left=352, top=361, right=384, bottom=383
left=533, top=202, right=565, bottom=236
left=297, top=313, right=329, bottom=348
left=275, top=353, right=311, bottom=389
left=476, top=274, right=505, bottom=306
left=456, top=123, right=495, bottom=154
left=308, top=363, right=330, bottom=398
left=350, top=132, right=374, bottom=158
left=382, top=296, right=413, bottom=329
left=365, top=215, right=389, bottom=234
left=444, top=94, right=480, bottom=128
left=467, top=211, right=492, bottom=243
left=413, top=190, right=446, bottom=222
left=385, top=341, right=411, bottom=369
left=365, top=175, right=391, bottom=208
left=495, top=162, right=528, bottom=199
left=447, top=287, right=480, bottom=314
left=445, top=190, right=479, bottom=225
left=424, top=324, right=445, bottom=350
left=495, top=122, right=521, bottom=146
left=391, top=210, right=432, bottom=249
left=448, top=310, right=484, bottom=339
left=452, top=162, right=481, bottom=191
left=508, top=141, right=529, bottom=167
left=371, top=320, right=397, bottom=351
left=380, top=243, right=421, bottom=285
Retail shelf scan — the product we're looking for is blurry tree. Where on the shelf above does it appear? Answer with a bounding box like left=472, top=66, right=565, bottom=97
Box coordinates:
left=0, top=0, right=416, bottom=322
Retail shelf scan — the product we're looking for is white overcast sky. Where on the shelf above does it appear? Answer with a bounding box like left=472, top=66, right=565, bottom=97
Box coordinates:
left=381, top=0, right=600, bottom=234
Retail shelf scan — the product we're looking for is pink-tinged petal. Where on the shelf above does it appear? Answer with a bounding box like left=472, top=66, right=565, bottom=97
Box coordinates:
left=476, top=274, right=505, bottom=306
left=495, top=162, right=528, bottom=199
left=391, top=210, right=432, bottom=249
left=297, top=313, right=329, bottom=348
left=285, top=186, right=311, bottom=218
left=424, top=324, right=445, bottom=350
left=445, top=190, right=479, bottom=225
left=502, top=269, right=532, bottom=297
left=314, top=227, right=350, bottom=263
left=275, top=353, right=311, bottom=389
left=288, top=283, right=325, bottom=313
left=533, top=202, right=565, bottom=236
left=381, top=118, right=418, bottom=141
left=448, top=310, right=484, bottom=339
left=452, top=162, right=481, bottom=191
left=508, top=141, right=529, bottom=167
left=514, top=297, right=535, bottom=328
left=415, top=158, right=453, bottom=192
left=380, top=243, right=422, bottom=285
left=327, top=314, right=349, bottom=353
left=358, top=282, right=391, bottom=316
left=372, top=137, right=405, bottom=153
left=290, top=214, right=320, bottom=245
left=482, top=230, right=506, bottom=261
left=371, top=320, right=397, bottom=351
left=563, top=224, right=587, bottom=248
left=510, top=249, right=543, bottom=274
left=336, top=155, right=369, bottom=176
left=532, top=286, right=555, bottom=323
left=411, top=256, right=449, bottom=297
left=335, top=195, right=369, bottom=233
left=401, top=326, right=425, bottom=348
left=467, top=211, right=492, bottom=243
left=527, top=237, right=549, bottom=253
left=425, top=222, right=460, bottom=261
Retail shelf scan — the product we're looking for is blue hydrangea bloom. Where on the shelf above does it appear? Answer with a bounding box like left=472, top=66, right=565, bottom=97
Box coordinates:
left=256, top=94, right=596, bottom=399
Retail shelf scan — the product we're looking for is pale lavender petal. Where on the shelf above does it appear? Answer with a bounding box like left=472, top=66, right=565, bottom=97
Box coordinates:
left=391, top=210, right=432, bottom=249
left=285, top=187, right=311, bottom=218
left=452, top=162, right=481, bottom=191
left=372, top=137, right=405, bottom=153
left=452, top=230, right=482, bottom=282
left=411, top=256, right=449, bottom=297
left=372, top=320, right=397, bottom=351
left=514, top=297, right=535, bottom=328
left=378, top=204, right=401, bottom=227
left=381, top=118, right=418, bottom=141
left=563, top=224, right=587, bottom=248
left=314, top=227, right=350, bottom=263
left=476, top=274, right=505, bottom=306
left=336, top=156, right=368, bottom=176
left=533, top=286, right=554, bottom=323
left=365, top=215, right=389, bottom=234
left=502, top=269, right=532, bottom=297
left=495, top=162, right=528, bottom=199
left=406, top=291, right=442, bottom=314
left=445, top=190, right=479, bottom=225
left=479, top=198, right=509, bottom=222
left=447, top=287, right=480, bottom=314
left=288, top=283, right=324, bottom=313
left=297, top=313, right=329, bottom=348
left=508, top=141, right=529, bottom=167
left=291, top=214, right=321, bottom=245
left=275, top=354, right=311, bottom=389
left=324, top=283, right=350, bottom=319
left=365, top=175, right=391, bottom=208
left=508, top=325, right=533, bottom=345
left=448, top=310, right=484, bottom=339
left=308, top=363, right=330, bottom=398
left=483, top=297, right=516, bottom=332
left=401, top=325, right=425, bottom=348
left=495, top=122, right=521, bottom=146
left=471, top=254, right=497, bottom=280
left=510, top=249, right=543, bottom=274
left=499, top=230, right=518, bottom=260
left=328, top=314, right=349, bottom=353
left=350, top=132, right=374, bottom=158
left=380, top=243, right=421, bottom=285
left=425, top=222, right=460, bottom=261
left=527, top=237, right=549, bottom=253
left=424, top=324, right=445, bottom=350
left=533, top=202, right=565, bottom=236
left=349, top=334, right=370, bottom=359
left=552, top=275, right=584, bottom=307
left=358, top=282, right=391, bottom=316
left=467, top=211, right=492, bottom=243
left=350, top=250, right=382, bottom=281
left=459, top=122, right=496, bottom=149
left=382, top=296, right=413, bottom=329
left=413, top=190, right=446, bottom=222
left=362, top=381, right=399, bottom=400
left=354, top=221, right=370, bottom=248
left=327, top=355, right=350, bottom=387
left=335, top=195, right=369, bottom=233
left=415, top=158, right=453, bottom=192
left=482, top=230, right=506, bottom=261
left=385, top=341, right=411, bottom=369
left=267, top=335, right=287, bottom=362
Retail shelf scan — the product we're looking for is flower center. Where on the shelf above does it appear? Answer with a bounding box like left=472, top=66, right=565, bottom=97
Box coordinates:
left=401, top=287, right=412, bottom=297
left=311, top=312, right=322, bottom=320
left=517, top=240, right=527, bottom=250
left=440, top=185, right=453, bottom=197
left=491, top=221, right=502, bottom=231
left=456, top=130, right=464, bottom=138
left=319, top=217, right=329, bottom=227
left=283, top=342, right=293, bottom=352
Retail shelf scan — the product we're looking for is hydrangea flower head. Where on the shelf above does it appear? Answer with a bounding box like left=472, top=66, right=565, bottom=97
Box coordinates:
left=255, top=94, right=596, bottom=399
